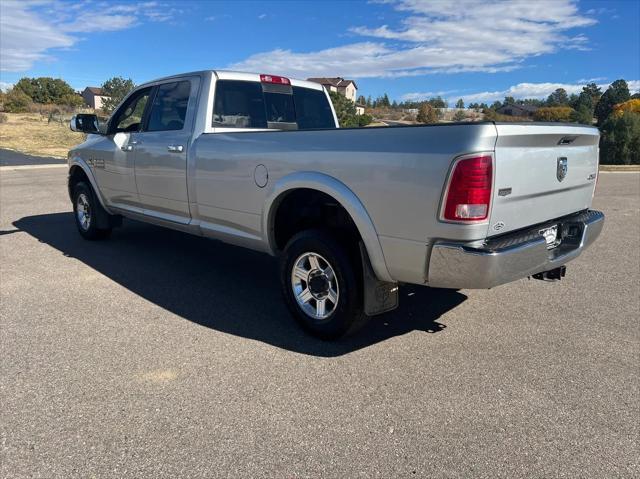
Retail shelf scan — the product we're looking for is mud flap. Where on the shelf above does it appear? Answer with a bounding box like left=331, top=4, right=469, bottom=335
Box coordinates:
left=359, top=242, right=399, bottom=316
left=90, top=187, right=121, bottom=230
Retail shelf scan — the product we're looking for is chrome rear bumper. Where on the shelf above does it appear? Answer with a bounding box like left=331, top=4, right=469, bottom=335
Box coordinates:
left=427, top=210, right=604, bottom=289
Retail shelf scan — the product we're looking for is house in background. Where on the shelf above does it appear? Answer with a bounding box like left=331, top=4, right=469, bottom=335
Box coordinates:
left=81, top=87, right=109, bottom=110
left=496, top=103, right=539, bottom=118
left=307, top=77, right=358, bottom=103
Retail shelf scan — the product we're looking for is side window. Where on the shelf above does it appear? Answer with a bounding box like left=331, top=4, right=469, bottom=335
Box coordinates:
left=213, top=80, right=267, bottom=128
left=111, top=87, right=152, bottom=133
left=292, top=87, right=335, bottom=129
left=146, top=81, right=191, bottom=132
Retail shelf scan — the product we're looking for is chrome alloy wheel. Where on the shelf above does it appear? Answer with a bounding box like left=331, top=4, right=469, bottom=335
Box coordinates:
left=76, top=192, right=91, bottom=231
left=291, top=252, right=339, bottom=320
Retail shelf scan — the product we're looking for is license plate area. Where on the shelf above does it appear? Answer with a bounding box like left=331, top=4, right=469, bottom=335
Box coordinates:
left=539, top=224, right=560, bottom=249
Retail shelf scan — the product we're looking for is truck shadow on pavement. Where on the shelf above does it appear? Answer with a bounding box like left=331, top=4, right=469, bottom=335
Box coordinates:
left=14, top=213, right=467, bottom=357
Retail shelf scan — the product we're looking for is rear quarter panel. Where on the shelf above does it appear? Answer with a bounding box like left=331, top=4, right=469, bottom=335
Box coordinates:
left=190, top=124, right=498, bottom=267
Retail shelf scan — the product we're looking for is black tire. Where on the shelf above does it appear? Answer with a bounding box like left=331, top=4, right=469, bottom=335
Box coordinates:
left=280, top=229, right=367, bottom=340
left=72, top=182, right=112, bottom=240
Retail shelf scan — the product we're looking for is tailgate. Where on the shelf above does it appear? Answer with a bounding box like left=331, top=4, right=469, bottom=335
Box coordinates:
left=488, top=123, right=599, bottom=236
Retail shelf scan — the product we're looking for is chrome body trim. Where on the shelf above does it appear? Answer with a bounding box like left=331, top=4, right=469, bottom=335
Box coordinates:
left=427, top=210, right=604, bottom=289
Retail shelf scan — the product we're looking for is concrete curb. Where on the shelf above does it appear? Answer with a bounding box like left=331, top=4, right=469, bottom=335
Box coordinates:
left=0, top=164, right=68, bottom=172
left=599, top=165, right=640, bottom=172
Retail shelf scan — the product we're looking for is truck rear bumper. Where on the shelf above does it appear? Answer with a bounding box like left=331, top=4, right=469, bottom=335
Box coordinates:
left=427, top=210, right=604, bottom=289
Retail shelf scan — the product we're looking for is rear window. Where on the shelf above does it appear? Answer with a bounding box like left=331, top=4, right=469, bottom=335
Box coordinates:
left=264, top=92, right=296, bottom=124
left=212, top=80, right=335, bottom=130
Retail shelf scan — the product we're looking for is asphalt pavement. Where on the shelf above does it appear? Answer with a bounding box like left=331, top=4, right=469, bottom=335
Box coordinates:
left=1, top=166, right=638, bottom=478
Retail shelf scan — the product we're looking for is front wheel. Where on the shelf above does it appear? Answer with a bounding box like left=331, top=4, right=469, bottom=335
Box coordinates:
left=280, top=229, right=366, bottom=339
left=72, top=182, right=112, bottom=240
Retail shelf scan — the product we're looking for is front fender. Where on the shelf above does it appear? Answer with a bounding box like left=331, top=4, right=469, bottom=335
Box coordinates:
left=263, top=171, right=393, bottom=283
left=68, top=156, right=112, bottom=214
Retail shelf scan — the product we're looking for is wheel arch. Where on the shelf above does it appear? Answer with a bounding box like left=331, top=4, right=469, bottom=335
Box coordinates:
left=263, top=171, right=393, bottom=283
left=68, top=158, right=111, bottom=213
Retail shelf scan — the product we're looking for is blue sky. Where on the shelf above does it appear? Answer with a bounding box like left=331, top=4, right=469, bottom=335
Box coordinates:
left=1, top=0, right=638, bottom=104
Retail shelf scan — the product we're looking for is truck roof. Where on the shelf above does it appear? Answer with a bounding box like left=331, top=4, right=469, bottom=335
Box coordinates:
left=138, top=70, right=324, bottom=91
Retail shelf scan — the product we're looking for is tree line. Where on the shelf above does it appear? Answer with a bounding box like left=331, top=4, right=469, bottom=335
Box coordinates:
left=355, top=79, right=639, bottom=164
left=0, top=76, right=136, bottom=115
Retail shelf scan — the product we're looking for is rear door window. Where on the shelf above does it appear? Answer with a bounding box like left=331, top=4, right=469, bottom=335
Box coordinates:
left=146, top=80, right=191, bottom=132
left=213, top=80, right=335, bottom=130
left=292, top=86, right=335, bottom=129
left=212, top=80, right=267, bottom=128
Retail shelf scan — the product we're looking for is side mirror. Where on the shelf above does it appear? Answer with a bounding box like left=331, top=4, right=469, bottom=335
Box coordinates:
left=70, top=114, right=100, bottom=134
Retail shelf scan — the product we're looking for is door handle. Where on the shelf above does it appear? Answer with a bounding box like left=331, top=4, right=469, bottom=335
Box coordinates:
left=121, top=140, right=138, bottom=152
left=167, top=145, right=184, bottom=153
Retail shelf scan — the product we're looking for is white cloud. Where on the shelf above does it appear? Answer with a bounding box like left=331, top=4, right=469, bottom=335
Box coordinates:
left=0, top=1, right=177, bottom=72
left=0, top=81, right=14, bottom=92
left=576, top=77, right=608, bottom=84
left=62, top=14, right=137, bottom=33
left=398, top=89, right=460, bottom=102
left=0, top=1, right=75, bottom=71
left=402, top=80, right=640, bottom=104
left=205, top=14, right=230, bottom=22
left=230, top=0, right=596, bottom=78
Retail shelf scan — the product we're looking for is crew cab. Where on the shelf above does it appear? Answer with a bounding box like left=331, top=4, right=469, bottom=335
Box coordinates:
left=68, top=70, right=604, bottom=339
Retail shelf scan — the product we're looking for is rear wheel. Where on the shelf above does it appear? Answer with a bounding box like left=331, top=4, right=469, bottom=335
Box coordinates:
left=72, top=182, right=112, bottom=240
left=280, top=229, right=366, bottom=339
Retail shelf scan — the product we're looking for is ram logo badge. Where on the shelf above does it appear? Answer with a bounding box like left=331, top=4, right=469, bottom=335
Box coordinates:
left=557, top=157, right=568, bottom=182
left=493, top=221, right=505, bottom=231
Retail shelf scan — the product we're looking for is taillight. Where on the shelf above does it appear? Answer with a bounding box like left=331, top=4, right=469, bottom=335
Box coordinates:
left=260, top=74, right=291, bottom=85
left=442, top=154, right=493, bottom=222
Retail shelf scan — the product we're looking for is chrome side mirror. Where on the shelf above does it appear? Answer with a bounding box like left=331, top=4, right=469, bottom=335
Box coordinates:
left=70, top=114, right=100, bottom=134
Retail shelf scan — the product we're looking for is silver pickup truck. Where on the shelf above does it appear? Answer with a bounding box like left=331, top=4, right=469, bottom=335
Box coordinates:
left=68, top=70, right=604, bottom=339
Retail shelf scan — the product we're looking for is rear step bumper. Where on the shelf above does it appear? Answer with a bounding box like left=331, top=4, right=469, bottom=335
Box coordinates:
left=427, top=210, right=604, bottom=289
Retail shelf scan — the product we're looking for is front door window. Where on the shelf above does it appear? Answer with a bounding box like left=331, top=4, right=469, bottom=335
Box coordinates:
left=111, top=87, right=152, bottom=133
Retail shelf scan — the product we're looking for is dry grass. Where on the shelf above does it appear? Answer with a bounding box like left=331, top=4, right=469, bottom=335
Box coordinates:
left=0, top=112, right=85, bottom=158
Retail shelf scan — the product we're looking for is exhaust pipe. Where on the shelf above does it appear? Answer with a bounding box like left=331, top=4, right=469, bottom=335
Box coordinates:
left=532, top=266, right=566, bottom=282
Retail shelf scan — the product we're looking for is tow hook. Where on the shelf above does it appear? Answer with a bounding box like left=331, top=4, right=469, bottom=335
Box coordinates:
left=532, top=266, right=566, bottom=282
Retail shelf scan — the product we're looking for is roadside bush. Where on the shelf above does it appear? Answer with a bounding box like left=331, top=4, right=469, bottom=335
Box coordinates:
left=570, top=104, right=594, bottom=125
left=14, top=77, right=77, bottom=105
left=453, top=109, right=466, bottom=122
left=482, top=109, right=529, bottom=122
left=3, top=88, right=32, bottom=113
left=599, top=111, right=640, bottom=165
left=595, top=79, right=630, bottom=126
left=329, top=91, right=359, bottom=127
left=358, top=113, right=373, bottom=127
left=611, top=99, right=640, bottom=118
left=533, top=106, right=574, bottom=122
left=483, top=108, right=497, bottom=121
left=59, top=93, right=84, bottom=109
left=0, top=112, right=7, bottom=123
left=416, top=103, right=438, bottom=124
